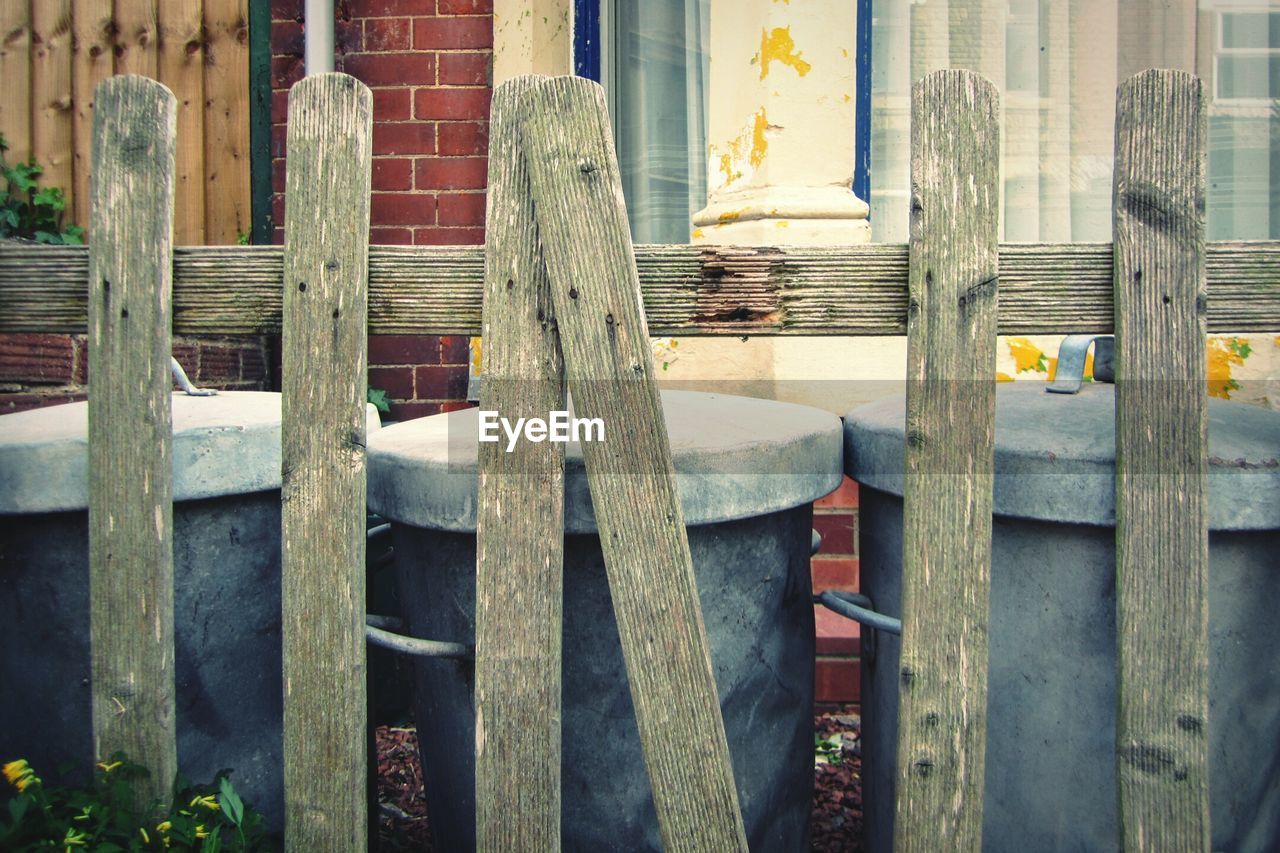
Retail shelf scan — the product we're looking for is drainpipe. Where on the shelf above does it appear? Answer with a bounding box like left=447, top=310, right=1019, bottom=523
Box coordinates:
left=304, top=0, right=335, bottom=75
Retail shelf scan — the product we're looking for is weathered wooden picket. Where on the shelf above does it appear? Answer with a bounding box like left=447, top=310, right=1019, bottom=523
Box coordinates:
left=0, top=65, right=1271, bottom=851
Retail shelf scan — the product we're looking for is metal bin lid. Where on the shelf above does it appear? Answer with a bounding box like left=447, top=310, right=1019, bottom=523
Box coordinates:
left=366, top=390, right=844, bottom=534
left=0, top=392, right=383, bottom=514
left=843, top=382, right=1280, bottom=530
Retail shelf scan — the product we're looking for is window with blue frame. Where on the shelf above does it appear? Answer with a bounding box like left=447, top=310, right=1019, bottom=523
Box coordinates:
left=577, top=0, right=1280, bottom=243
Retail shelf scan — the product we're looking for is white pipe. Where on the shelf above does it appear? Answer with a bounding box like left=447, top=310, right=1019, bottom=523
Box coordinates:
left=304, top=0, right=335, bottom=75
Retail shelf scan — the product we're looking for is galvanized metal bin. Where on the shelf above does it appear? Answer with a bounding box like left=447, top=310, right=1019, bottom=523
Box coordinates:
left=844, top=381, right=1280, bottom=852
left=0, top=392, right=380, bottom=831
left=367, top=390, right=843, bottom=852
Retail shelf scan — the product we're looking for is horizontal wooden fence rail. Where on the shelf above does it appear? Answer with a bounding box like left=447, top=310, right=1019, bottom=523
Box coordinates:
left=1, top=241, right=1277, bottom=337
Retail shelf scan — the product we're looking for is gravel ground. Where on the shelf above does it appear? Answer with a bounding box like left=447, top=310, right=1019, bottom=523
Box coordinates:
left=375, top=707, right=863, bottom=851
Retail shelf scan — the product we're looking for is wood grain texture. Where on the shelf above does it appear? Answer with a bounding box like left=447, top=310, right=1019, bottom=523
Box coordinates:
left=894, top=69, right=1000, bottom=852
left=202, top=0, right=250, bottom=243
left=0, top=1, right=32, bottom=165
left=158, top=0, right=206, bottom=246
left=86, top=74, right=177, bottom=807
left=280, top=72, right=372, bottom=851
left=3, top=240, right=1276, bottom=336
left=1112, top=69, right=1211, bottom=852
left=71, top=0, right=115, bottom=231
left=474, top=75, right=566, bottom=851
left=113, top=0, right=157, bottom=78
left=31, top=0, right=74, bottom=213
left=519, top=75, right=748, bottom=852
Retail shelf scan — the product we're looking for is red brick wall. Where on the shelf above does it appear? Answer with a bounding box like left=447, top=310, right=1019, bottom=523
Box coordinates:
left=0, top=333, right=272, bottom=415
left=271, top=0, right=490, bottom=420
left=813, top=476, right=861, bottom=710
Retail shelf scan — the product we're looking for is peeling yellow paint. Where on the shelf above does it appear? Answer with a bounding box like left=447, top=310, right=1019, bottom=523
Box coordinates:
left=776, top=220, right=789, bottom=228
left=718, top=152, right=742, bottom=184
left=841, top=47, right=849, bottom=58
left=1008, top=338, right=1049, bottom=374
left=842, top=94, right=851, bottom=103
left=995, top=372, right=1014, bottom=382
left=759, top=27, right=812, bottom=79
left=692, top=227, right=705, bottom=239
left=749, top=108, right=769, bottom=168
left=1208, top=336, right=1250, bottom=399
left=718, top=208, right=745, bottom=223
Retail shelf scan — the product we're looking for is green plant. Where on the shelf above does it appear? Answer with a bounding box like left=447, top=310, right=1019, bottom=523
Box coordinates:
left=1, top=756, right=275, bottom=851
left=814, top=734, right=843, bottom=766
left=368, top=386, right=392, bottom=416
left=0, top=134, right=84, bottom=245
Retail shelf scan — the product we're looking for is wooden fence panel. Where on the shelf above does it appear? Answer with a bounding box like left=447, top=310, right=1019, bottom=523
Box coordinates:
left=894, top=69, right=1000, bottom=852
left=86, top=74, right=178, bottom=807
left=113, top=0, right=158, bottom=79
left=71, top=0, right=115, bottom=232
left=30, top=1, right=74, bottom=215
left=0, top=2, right=32, bottom=165
left=203, top=0, right=251, bottom=243
left=158, top=0, right=206, bottom=246
left=3, top=241, right=1277, bottom=337
left=519, top=74, right=749, bottom=852
left=280, top=72, right=373, bottom=851
left=474, top=75, right=567, bottom=851
left=1113, top=68, right=1211, bottom=851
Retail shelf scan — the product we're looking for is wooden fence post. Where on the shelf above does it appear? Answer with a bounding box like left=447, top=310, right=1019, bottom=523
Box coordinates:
left=280, top=72, right=373, bottom=850
left=1113, top=69, right=1211, bottom=851
left=517, top=74, right=748, bottom=853
left=474, top=74, right=567, bottom=850
left=87, top=74, right=178, bottom=808
left=894, top=69, right=1000, bottom=852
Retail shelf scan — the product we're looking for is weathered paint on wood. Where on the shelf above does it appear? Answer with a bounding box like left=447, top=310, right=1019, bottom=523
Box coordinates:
left=71, top=0, right=115, bottom=231
left=894, top=69, right=1000, bottom=852
left=1112, top=69, right=1211, bottom=852
left=31, top=1, right=74, bottom=216
left=3, top=240, right=1277, bottom=336
left=158, top=0, right=207, bottom=246
left=87, top=74, right=178, bottom=807
left=280, top=72, right=373, bottom=851
left=518, top=74, right=749, bottom=852
left=0, top=2, right=32, bottom=165
left=203, top=0, right=250, bottom=243
left=474, top=74, right=567, bottom=851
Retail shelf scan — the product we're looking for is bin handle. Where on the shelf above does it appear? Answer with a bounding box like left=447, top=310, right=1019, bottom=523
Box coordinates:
left=364, top=523, right=472, bottom=659
left=815, top=590, right=901, bottom=636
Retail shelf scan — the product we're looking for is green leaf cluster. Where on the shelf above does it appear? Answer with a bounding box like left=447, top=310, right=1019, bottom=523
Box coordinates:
left=0, top=755, right=275, bottom=852
left=0, top=133, right=85, bottom=245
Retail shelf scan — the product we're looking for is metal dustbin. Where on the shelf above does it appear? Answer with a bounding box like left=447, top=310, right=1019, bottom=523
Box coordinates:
left=843, top=380, right=1280, bottom=852
left=366, top=390, right=843, bottom=851
left=0, top=392, right=381, bottom=831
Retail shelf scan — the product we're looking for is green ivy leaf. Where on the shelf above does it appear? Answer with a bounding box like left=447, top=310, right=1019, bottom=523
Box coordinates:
left=367, top=386, right=392, bottom=415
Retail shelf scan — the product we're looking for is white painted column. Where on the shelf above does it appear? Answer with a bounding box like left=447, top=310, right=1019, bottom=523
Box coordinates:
left=663, top=0, right=906, bottom=415
left=690, top=0, right=869, bottom=245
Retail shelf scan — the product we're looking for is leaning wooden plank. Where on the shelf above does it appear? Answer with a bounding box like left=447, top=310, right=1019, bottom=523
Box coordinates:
left=158, top=0, right=207, bottom=246
left=518, top=74, right=748, bottom=852
left=2, top=241, right=1279, bottom=336
left=280, top=72, right=373, bottom=851
left=0, top=2, right=32, bottom=166
left=894, top=69, right=1000, bottom=852
left=202, top=0, right=251, bottom=243
left=87, top=74, right=178, bottom=807
left=474, top=74, right=567, bottom=851
left=31, top=0, right=75, bottom=215
left=1112, top=68, right=1211, bottom=852
left=71, top=0, right=116, bottom=232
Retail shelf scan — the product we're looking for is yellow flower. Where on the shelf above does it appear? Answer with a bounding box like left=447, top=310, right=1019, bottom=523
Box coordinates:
left=139, top=826, right=151, bottom=844
left=190, top=793, right=220, bottom=811
left=63, top=827, right=88, bottom=848
left=195, top=824, right=209, bottom=839
left=3, top=759, right=39, bottom=792
left=96, top=760, right=123, bottom=774
left=156, top=821, right=172, bottom=833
